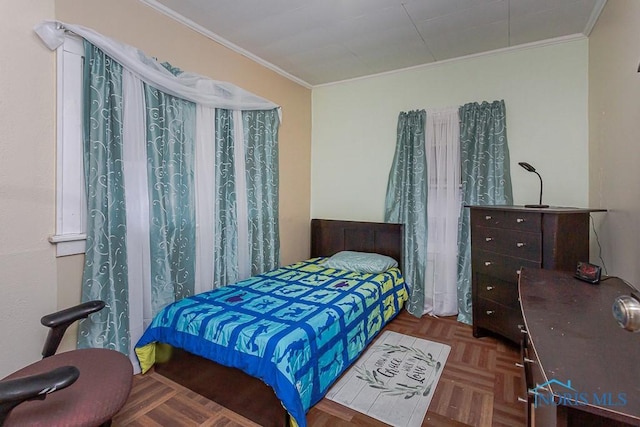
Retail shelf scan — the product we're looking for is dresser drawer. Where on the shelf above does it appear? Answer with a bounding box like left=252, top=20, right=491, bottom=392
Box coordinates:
left=476, top=274, right=519, bottom=306
left=471, top=209, right=504, bottom=228
left=501, top=211, right=541, bottom=233
left=475, top=298, right=523, bottom=341
left=472, top=249, right=541, bottom=282
left=470, top=209, right=541, bottom=233
left=472, top=227, right=541, bottom=262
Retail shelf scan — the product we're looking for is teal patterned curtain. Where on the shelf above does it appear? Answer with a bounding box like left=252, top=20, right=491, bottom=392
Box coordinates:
left=243, top=109, right=280, bottom=275
left=457, top=100, right=513, bottom=324
left=213, top=109, right=239, bottom=287
left=384, top=110, right=428, bottom=316
left=74, top=39, right=281, bottom=358
left=78, top=41, right=130, bottom=352
left=144, top=84, right=197, bottom=314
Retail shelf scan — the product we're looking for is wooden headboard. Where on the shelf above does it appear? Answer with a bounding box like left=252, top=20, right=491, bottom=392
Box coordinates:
left=310, top=219, right=404, bottom=264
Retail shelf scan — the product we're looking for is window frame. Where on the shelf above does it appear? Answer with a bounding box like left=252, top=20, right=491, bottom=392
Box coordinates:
left=49, top=35, right=87, bottom=256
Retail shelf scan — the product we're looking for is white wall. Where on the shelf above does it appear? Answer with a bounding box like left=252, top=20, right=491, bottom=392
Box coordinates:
left=589, top=0, right=640, bottom=289
left=312, top=38, right=590, bottom=222
left=0, top=1, right=57, bottom=376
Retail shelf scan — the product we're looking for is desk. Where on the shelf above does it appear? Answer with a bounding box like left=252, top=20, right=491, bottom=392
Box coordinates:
left=518, top=268, right=640, bottom=426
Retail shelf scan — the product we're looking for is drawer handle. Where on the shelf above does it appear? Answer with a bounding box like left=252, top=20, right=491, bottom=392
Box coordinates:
left=516, top=242, right=525, bottom=248
left=485, top=215, right=492, bottom=220
left=486, top=310, right=495, bottom=315
left=516, top=218, right=525, bottom=223
left=486, top=286, right=494, bottom=291
left=515, top=362, right=524, bottom=368
left=485, top=237, right=493, bottom=242
left=517, top=397, right=528, bottom=403
left=484, top=261, right=492, bottom=266
left=520, top=328, right=528, bottom=334
left=523, top=357, right=536, bottom=364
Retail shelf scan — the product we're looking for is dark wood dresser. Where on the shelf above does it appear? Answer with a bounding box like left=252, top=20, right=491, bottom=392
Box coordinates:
left=518, top=267, right=639, bottom=427
left=468, top=205, right=605, bottom=344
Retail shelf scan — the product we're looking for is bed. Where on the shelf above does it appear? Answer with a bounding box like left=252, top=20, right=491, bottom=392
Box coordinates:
left=135, top=219, right=407, bottom=427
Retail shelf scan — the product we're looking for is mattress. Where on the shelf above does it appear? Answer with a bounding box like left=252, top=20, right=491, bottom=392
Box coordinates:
left=135, top=257, right=408, bottom=426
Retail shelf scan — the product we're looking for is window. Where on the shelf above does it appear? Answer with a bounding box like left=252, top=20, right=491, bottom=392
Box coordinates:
left=48, top=35, right=86, bottom=256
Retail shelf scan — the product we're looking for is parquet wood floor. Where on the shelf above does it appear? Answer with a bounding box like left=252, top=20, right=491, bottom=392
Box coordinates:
left=113, top=312, right=526, bottom=426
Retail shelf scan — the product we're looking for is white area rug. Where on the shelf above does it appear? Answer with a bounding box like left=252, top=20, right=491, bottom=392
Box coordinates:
left=326, top=331, right=450, bottom=427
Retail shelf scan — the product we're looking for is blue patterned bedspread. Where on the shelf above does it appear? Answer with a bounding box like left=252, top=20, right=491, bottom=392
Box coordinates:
left=135, top=257, right=407, bottom=427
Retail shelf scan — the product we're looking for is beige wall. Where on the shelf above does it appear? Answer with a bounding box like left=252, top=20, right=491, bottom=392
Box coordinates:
left=0, top=0, right=311, bottom=376
left=0, top=1, right=57, bottom=376
left=312, top=39, right=590, bottom=222
left=589, top=0, right=640, bottom=289
left=56, top=0, right=312, bottom=266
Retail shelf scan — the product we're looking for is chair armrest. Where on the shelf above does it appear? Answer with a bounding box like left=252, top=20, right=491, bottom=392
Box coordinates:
left=40, top=300, right=105, bottom=358
left=0, top=366, right=79, bottom=424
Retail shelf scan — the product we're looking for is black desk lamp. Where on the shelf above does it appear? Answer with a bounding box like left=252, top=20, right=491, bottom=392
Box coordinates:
left=518, top=162, right=549, bottom=208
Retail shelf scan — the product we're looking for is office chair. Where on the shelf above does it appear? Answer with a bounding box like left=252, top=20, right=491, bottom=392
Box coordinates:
left=0, top=300, right=133, bottom=426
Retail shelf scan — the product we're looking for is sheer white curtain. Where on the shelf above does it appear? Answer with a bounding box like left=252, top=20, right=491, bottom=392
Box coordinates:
left=35, top=21, right=279, bottom=112
left=424, top=107, right=461, bottom=315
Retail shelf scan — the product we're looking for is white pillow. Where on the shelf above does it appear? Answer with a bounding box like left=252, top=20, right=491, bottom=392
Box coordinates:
left=324, top=251, right=398, bottom=273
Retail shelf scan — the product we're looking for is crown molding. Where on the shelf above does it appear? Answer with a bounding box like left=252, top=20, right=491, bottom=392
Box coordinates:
left=584, top=0, right=607, bottom=36
left=139, top=0, right=594, bottom=90
left=138, top=0, right=313, bottom=89
left=315, top=33, right=588, bottom=88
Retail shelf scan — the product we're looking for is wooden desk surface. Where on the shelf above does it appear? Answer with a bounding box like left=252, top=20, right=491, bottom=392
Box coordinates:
left=519, top=268, right=640, bottom=425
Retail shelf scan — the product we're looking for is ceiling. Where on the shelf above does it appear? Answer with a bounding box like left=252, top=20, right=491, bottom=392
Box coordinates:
left=141, top=0, right=606, bottom=87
